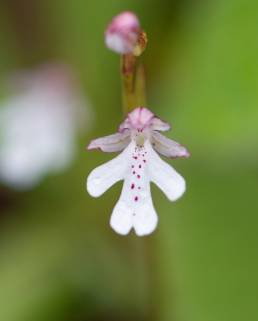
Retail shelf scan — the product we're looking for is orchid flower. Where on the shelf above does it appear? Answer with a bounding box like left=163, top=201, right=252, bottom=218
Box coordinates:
left=0, top=64, right=91, bottom=189
left=87, top=107, right=189, bottom=236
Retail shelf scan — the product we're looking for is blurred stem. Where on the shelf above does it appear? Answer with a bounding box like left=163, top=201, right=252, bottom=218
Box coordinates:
left=3, top=0, right=54, bottom=65
left=121, top=53, right=147, bottom=115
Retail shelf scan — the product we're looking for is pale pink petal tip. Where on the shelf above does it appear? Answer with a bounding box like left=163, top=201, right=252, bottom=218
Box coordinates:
left=87, top=140, right=99, bottom=150
left=184, top=150, right=191, bottom=157
left=105, top=11, right=140, bottom=54
left=151, top=131, right=190, bottom=159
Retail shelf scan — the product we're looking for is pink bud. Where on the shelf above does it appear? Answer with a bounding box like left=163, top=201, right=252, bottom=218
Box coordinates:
left=105, top=11, right=140, bottom=54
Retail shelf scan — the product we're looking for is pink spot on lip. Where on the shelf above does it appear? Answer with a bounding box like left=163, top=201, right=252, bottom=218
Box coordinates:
left=131, top=183, right=135, bottom=189
left=134, top=196, right=138, bottom=201
left=137, top=175, right=141, bottom=179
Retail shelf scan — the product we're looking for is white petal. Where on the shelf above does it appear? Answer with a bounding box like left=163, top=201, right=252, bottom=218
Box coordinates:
left=110, top=141, right=158, bottom=236
left=87, top=145, right=130, bottom=197
left=87, top=132, right=130, bottom=152
left=151, top=131, right=190, bottom=158
left=110, top=199, right=133, bottom=235
left=110, top=184, right=158, bottom=236
left=110, top=195, right=158, bottom=236
left=146, top=141, right=186, bottom=201
left=132, top=199, right=158, bottom=236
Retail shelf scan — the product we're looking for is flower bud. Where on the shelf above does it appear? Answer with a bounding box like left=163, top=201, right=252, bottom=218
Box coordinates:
left=105, top=11, right=141, bottom=55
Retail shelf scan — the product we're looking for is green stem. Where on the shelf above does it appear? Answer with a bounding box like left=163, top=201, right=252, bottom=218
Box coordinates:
left=121, top=53, right=147, bottom=115
left=134, top=63, right=147, bottom=107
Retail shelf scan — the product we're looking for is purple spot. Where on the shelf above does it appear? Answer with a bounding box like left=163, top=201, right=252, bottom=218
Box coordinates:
left=143, top=160, right=146, bottom=163
left=133, top=171, right=136, bottom=174
left=138, top=186, right=141, bottom=190
left=131, top=183, right=135, bottom=189
left=133, top=156, right=138, bottom=160
left=131, top=165, right=134, bottom=168
left=134, top=196, right=138, bottom=202
left=137, top=175, right=141, bottom=179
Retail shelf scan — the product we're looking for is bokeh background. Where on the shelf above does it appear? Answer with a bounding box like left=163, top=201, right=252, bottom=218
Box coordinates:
left=0, top=0, right=258, bottom=321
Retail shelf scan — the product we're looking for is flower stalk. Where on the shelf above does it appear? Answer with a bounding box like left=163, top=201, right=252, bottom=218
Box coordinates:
left=121, top=30, right=147, bottom=114
left=121, top=54, right=136, bottom=113
left=105, top=11, right=147, bottom=114
left=121, top=53, right=147, bottom=114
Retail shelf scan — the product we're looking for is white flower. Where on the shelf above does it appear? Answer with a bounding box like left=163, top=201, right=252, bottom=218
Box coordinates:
left=0, top=64, right=90, bottom=190
left=87, top=107, right=189, bottom=236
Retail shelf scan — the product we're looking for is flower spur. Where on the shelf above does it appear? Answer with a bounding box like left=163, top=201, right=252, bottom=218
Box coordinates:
left=87, top=107, right=190, bottom=236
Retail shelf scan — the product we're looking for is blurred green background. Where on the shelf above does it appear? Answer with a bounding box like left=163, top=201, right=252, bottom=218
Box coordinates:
left=0, top=0, right=258, bottom=320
